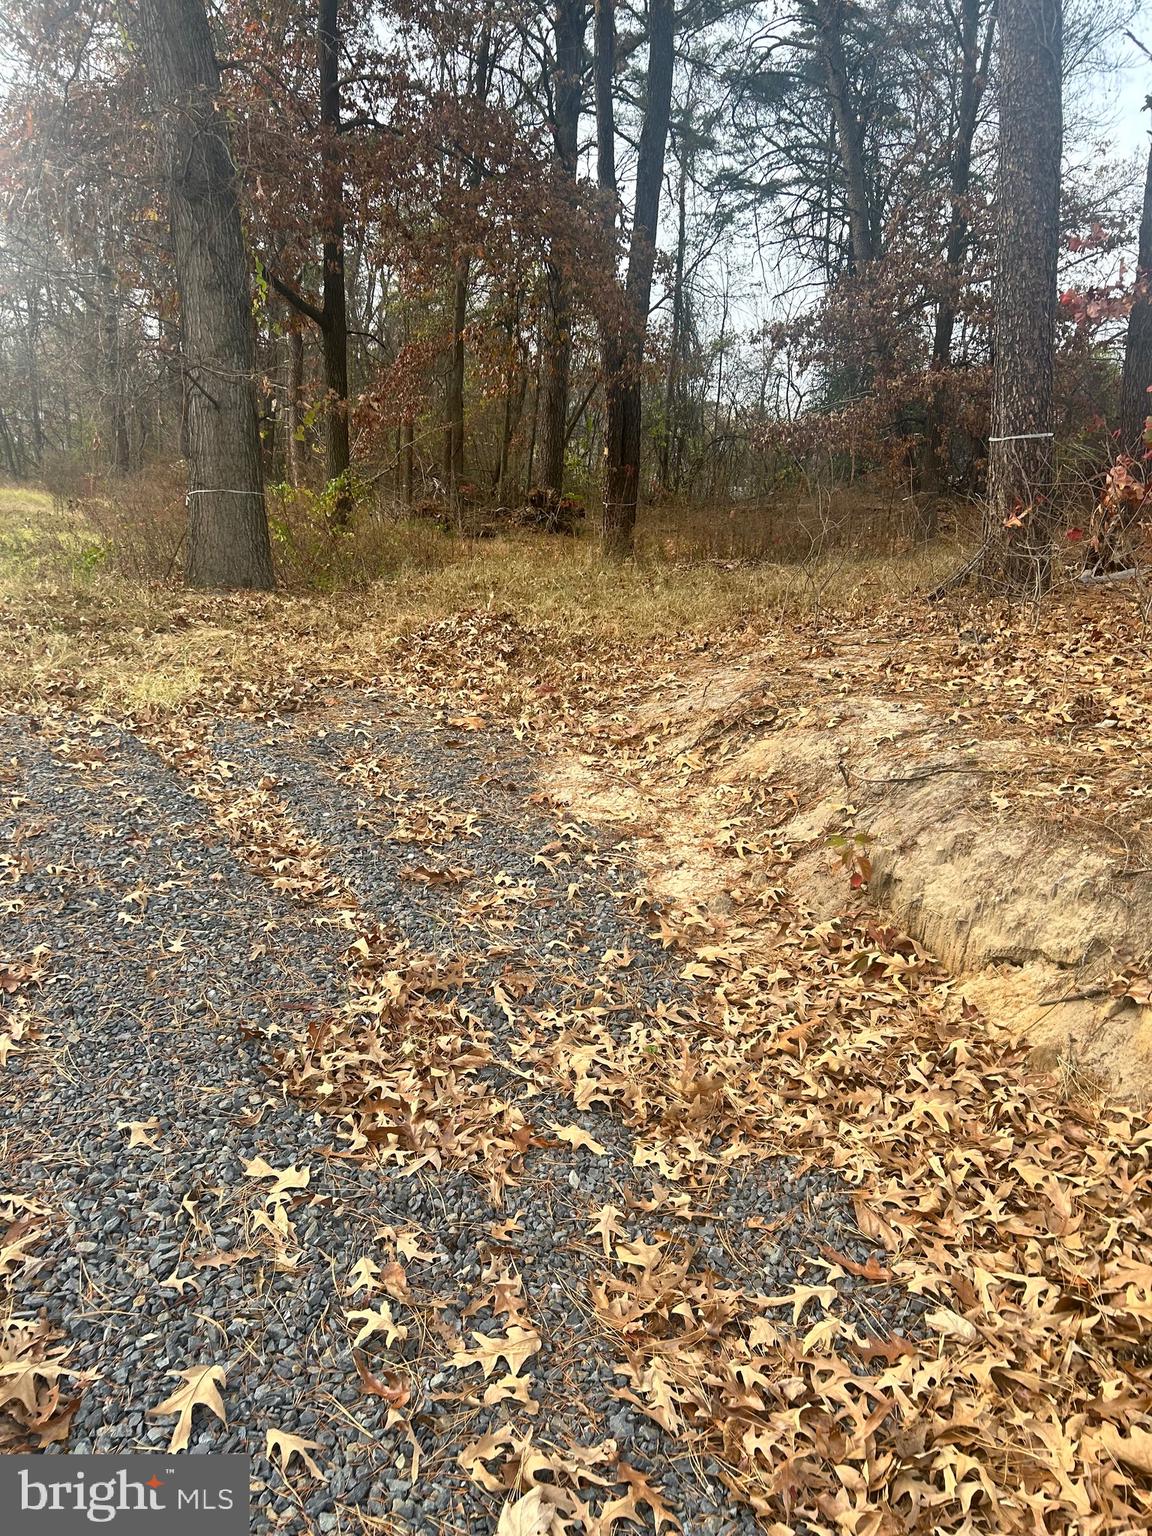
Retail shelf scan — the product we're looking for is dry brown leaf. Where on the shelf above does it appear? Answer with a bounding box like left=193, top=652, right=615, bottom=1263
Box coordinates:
left=449, top=1325, right=541, bottom=1379
left=242, top=1156, right=310, bottom=1196
left=346, top=1301, right=407, bottom=1348
left=548, top=1122, right=608, bottom=1156
left=495, top=1487, right=550, bottom=1536
left=148, top=1365, right=226, bottom=1452
left=266, top=1426, right=325, bottom=1480
left=924, top=1307, right=979, bottom=1344
left=396, top=1229, right=439, bottom=1260
left=117, top=1118, right=161, bottom=1149
left=380, top=1260, right=412, bottom=1301
left=352, top=1351, right=410, bottom=1406
left=347, top=1256, right=381, bottom=1293
left=1093, top=1423, right=1152, bottom=1477
left=191, top=1248, right=254, bottom=1270
left=458, top=1428, right=517, bottom=1492
left=852, top=1197, right=901, bottom=1252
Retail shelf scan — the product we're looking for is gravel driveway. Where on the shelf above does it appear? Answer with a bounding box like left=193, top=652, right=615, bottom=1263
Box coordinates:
left=0, top=698, right=914, bottom=1533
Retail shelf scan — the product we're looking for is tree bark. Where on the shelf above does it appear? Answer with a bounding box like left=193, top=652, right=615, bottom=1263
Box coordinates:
left=598, top=0, right=675, bottom=559
left=0, top=407, right=24, bottom=479
left=403, top=417, right=414, bottom=506
left=318, top=0, right=351, bottom=523
left=920, top=0, right=997, bottom=511
left=1119, top=121, right=1152, bottom=456
left=812, top=0, right=875, bottom=271
left=126, top=0, right=274, bottom=590
left=536, top=0, right=586, bottom=495
left=444, top=255, right=468, bottom=488
left=98, top=267, right=131, bottom=474
left=978, top=0, right=1062, bottom=598
left=658, top=147, right=689, bottom=495
left=285, top=328, right=304, bottom=488
left=440, top=20, right=494, bottom=496
left=23, top=287, right=46, bottom=468
left=1080, top=114, right=1152, bottom=572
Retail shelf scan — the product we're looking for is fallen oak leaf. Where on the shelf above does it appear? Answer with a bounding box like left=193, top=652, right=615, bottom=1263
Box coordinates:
left=1092, top=1423, right=1152, bottom=1478
left=0, top=1357, right=74, bottom=1418
left=347, top=1256, right=382, bottom=1293
left=924, top=1307, right=980, bottom=1344
left=486, top=1215, right=524, bottom=1244
left=850, top=1333, right=919, bottom=1366
left=547, top=1123, right=608, bottom=1156
left=346, top=1302, right=408, bottom=1348
left=242, top=1157, right=310, bottom=1196
left=399, top=864, right=473, bottom=887
left=482, top=1372, right=540, bottom=1414
left=851, top=1197, right=901, bottom=1252
left=33, top=1395, right=80, bottom=1448
left=816, top=1242, right=893, bottom=1282
left=190, top=1248, right=256, bottom=1270
left=449, top=1325, right=541, bottom=1379
left=266, top=1426, right=325, bottom=1480
left=587, top=1204, right=627, bottom=1257
left=352, top=1350, right=410, bottom=1406
left=158, top=1269, right=199, bottom=1295
left=606, top=1461, right=682, bottom=1533
left=396, top=1229, right=439, bottom=1261
left=380, top=1260, right=412, bottom=1302
left=148, top=1365, right=227, bottom=1452
left=495, top=1486, right=550, bottom=1536
left=457, top=1427, right=518, bottom=1492
left=117, top=1119, right=161, bottom=1149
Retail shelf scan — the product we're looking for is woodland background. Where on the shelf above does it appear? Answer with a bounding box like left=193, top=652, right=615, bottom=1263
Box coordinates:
left=0, top=0, right=1147, bottom=593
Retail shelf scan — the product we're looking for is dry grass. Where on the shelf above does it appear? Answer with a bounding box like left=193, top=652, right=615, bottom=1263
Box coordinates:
left=0, top=479, right=970, bottom=718
left=637, top=484, right=964, bottom=563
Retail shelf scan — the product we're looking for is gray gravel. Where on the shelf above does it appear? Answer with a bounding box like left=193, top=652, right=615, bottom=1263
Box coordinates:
left=0, top=699, right=919, bottom=1533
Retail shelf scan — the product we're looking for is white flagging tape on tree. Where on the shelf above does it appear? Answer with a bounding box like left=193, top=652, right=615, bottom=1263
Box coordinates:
left=185, top=489, right=265, bottom=497
left=986, top=432, right=1055, bottom=443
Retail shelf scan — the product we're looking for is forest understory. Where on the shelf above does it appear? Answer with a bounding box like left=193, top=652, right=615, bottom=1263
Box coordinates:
left=2, top=486, right=1152, bottom=1535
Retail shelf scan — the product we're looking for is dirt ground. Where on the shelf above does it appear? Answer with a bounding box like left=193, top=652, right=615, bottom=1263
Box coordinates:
left=546, top=621, right=1152, bottom=1098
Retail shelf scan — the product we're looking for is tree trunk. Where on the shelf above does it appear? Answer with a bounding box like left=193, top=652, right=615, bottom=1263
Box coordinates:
left=285, top=328, right=304, bottom=488
left=444, top=255, right=468, bottom=489
left=525, top=342, right=542, bottom=490
left=978, top=0, right=1062, bottom=598
left=98, top=265, right=131, bottom=473
left=598, top=0, right=675, bottom=559
left=537, top=262, right=572, bottom=495
left=126, top=0, right=274, bottom=590
left=23, top=288, right=46, bottom=469
left=494, top=303, right=520, bottom=495
left=403, top=418, right=414, bottom=506
left=1081, top=116, right=1152, bottom=572
left=813, top=0, right=875, bottom=270
left=536, top=0, right=586, bottom=495
left=439, top=23, right=494, bottom=497
left=921, top=0, right=997, bottom=513
left=0, top=407, right=24, bottom=479
left=318, top=0, right=351, bottom=524
left=1119, top=123, right=1152, bottom=456
left=658, top=146, right=688, bottom=494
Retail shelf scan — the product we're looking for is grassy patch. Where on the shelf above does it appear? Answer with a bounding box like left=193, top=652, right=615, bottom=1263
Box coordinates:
left=0, top=486, right=106, bottom=584
left=0, top=478, right=971, bottom=716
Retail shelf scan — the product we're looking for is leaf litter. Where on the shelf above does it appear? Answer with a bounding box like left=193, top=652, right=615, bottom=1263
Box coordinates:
left=0, top=593, right=1150, bottom=1532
